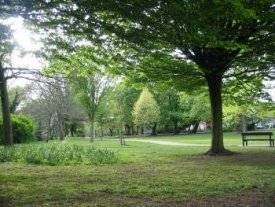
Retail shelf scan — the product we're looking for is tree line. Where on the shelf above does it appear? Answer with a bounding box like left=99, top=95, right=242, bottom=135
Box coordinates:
left=5, top=70, right=274, bottom=146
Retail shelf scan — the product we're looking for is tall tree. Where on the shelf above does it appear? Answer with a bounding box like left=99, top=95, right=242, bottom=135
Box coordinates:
left=0, top=21, right=14, bottom=145
left=115, top=83, right=140, bottom=136
left=133, top=88, right=160, bottom=136
left=46, top=47, right=110, bottom=142
left=0, top=15, right=43, bottom=145
left=35, top=77, right=71, bottom=141
left=0, top=55, right=13, bottom=145
left=155, top=87, right=183, bottom=134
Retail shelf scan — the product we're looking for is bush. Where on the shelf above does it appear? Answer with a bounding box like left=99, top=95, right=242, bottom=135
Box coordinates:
left=0, top=115, right=35, bottom=144
left=0, top=143, right=118, bottom=165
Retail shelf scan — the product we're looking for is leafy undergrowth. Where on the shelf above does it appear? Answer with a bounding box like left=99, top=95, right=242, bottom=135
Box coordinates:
left=0, top=143, right=117, bottom=165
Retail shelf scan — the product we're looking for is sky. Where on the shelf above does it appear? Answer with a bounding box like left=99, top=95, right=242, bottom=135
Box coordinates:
left=5, top=17, right=44, bottom=87
left=6, top=17, right=275, bottom=100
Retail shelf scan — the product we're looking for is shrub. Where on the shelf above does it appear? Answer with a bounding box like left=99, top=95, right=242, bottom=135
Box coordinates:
left=0, top=143, right=118, bottom=166
left=0, top=115, right=35, bottom=144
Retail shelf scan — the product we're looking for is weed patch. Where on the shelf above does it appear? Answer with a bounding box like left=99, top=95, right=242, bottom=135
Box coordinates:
left=0, top=144, right=117, bottom=165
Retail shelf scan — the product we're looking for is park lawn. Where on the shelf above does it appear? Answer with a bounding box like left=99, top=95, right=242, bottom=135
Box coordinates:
left=123, top=129, right=275, bottom=146
left=0, top=133, right=275, bottom=206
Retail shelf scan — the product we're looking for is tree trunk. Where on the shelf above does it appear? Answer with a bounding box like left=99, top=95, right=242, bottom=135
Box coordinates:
left=59, top=119, right=65, bottom=141
left=88, top=114, right=95, bottom=142
left=0, top=62, right=13, bottom=146
left=188, top=124, right=191, bottom=132
left=57, top=113, right=65, bottom=141
left=136, top=125, right=139, bottom=135
left=90, top=120, right=95, bottom=142
left=109, top=128, right=113, bottom=136
left=131, top=123, right=134, bottom=135
left=206, top=74, right=229, bottom=155
left=151, top=123, right=157, bottom=136
left=240, top=115, right=247, bottom=132
left=125, top=124, right=131, bottom=135
left=191, top=122, right=199, bottom=134
left=100, top=126, right=104, bottom=140
left=173, top=121, right=179, bottom=134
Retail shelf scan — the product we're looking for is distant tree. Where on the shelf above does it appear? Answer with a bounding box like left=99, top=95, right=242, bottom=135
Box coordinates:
left=8, top=86, right=27, bottom=114
left=37, top=77, right=69, bottom=141
left=133, top=88, right=160, bottom=136
left=115, top=83, right=140, bottom=136
left=45, top=47, right=111, bottom=142
left=179, top=92, right=211, bottom=134
left=223, top=104, right=253, bottom=132
left=96, top=88, right=114, bottom=138
left=23, top=78, right=86, bottom=141
left=223, top=79, right=272, bottom=132
left=155, top=87, right=183, bottom=134
left=224, top=102, right=275, bottom=132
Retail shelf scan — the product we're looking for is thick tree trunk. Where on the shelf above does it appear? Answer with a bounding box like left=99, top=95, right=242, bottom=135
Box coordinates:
left=0, top=62, right=13, bottom=146
left=206, top=74, right=229, bottom=155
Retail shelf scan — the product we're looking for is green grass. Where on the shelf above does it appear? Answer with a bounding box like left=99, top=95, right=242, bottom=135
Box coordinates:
left=125, top=129, right=275, bottom=145
left=0, top=132, right=275, bottom=206
left=0, top=143, right=117, bottom=165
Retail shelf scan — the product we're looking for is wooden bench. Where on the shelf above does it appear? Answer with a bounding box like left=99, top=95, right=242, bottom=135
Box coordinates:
left=241, top=132, right=274, bottom=147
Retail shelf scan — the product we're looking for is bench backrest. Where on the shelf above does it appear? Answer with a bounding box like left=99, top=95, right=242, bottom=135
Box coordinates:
left=241, top=132, right=273, bottom=136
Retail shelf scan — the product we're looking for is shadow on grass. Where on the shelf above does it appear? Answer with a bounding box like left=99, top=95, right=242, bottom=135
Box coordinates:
left=0, top=196, right=12, bottom=207
left=221, top=152, right=275, bottom=168
left=186, top=150, right=275, bottom=168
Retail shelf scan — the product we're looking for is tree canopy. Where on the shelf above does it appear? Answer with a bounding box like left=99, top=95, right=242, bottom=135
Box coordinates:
left=1, top=0, right=274, bottom=153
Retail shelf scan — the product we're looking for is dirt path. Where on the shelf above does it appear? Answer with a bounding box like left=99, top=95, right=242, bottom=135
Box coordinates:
left=127, top=139, right=210, bottom=146
left=127, top=139, right=270, bottom=147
